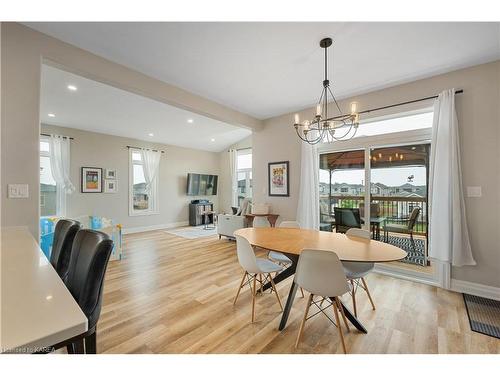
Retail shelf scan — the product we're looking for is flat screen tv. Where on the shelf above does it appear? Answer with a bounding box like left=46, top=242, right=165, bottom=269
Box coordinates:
left=187, top=173, right=218, bottom=196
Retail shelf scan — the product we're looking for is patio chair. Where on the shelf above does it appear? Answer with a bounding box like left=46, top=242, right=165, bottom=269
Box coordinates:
left=383, top=207, right=421, bottom=251
left=333, top=207, right=361, bottom=234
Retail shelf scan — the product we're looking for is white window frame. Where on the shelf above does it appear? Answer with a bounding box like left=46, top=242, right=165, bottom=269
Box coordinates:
left=39, top=136, right=60, bottom=217
left=129, top=148, right=159, bottom=216
left=317, top=107, right=442, bottom=286
left=236, top=148, right=252, bottom=203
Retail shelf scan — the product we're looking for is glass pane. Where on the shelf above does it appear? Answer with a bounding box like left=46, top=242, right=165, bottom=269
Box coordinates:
left=237, top=153, right=252, bottom=170
left=132, top=151, right=142, bottom=161
left=40, top=140, right=50, bottom=153
left=247, top=171, right=253, bottom=198
left=40, top=155, right=56, bottom=216
left=357, top=112, right=433, bottom=138
left=133, top=164, right=149, bottom=210
left=237, top=171, right=246, bottom=205
left=319, top=150, right=365, bottom=232
left=370, top=143, right=430, bottom=268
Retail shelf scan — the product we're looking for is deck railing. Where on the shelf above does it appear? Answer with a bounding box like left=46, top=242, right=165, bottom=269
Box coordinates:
left=320, top=195, right=427, bottom=236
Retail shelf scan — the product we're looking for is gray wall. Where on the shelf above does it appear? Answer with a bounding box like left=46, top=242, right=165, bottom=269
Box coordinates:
left=253, top=60, right=500, bottom=288
left=42, top=124, right=221, bottom=231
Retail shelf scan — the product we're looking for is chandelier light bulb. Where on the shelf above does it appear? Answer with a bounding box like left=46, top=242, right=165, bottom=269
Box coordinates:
left=304, top=120, right=310, bottom=131
left=294, top=113, right=300, bottom=124
left=316, top=104, right=322, bottom=117
left=350, top=101, right=358, bottom=114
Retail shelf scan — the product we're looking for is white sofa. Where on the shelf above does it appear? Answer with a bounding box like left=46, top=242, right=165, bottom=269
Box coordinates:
left=217, top=198, right=252, bottom=239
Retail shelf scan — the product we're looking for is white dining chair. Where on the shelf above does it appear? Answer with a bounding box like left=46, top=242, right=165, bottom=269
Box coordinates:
left=268, top=220, right=304, bottom=298
left=343, top=228, right=376, bottom=317
left=233, top=234, right=284, bottom=323
left=294, top=249, right=351, bottom=353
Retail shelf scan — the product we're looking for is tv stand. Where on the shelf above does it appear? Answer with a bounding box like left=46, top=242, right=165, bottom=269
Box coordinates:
left=189, top=202, right=214, bottom=226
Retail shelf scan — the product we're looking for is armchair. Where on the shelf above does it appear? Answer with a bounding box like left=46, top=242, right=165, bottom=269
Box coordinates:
left=383, top=207, right=421, bottom=251
left=217, top=198, right=252, bottom=239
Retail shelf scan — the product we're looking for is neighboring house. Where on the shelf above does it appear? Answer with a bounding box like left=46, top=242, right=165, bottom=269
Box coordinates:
left=40, top=183, right=56, bottom=217
left=133, top=182, right=149, bottom=210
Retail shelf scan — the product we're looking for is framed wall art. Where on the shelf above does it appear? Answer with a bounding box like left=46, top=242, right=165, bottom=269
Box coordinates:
left=105, top=169, right=117, bottom=179
left=268, top=161, right=289, bottom=197
left=104, top=179, right=117, bottom=193
left=81, top=167, right=103, bottom=193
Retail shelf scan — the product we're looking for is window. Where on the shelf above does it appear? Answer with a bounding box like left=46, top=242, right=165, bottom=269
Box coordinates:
left=40, top=139, right=57, bottom=217
left=322, top=110, right=433, bottom=142
left=129, top=149, right=159, bottom=215
left=236, top=149, right=252, bottom=206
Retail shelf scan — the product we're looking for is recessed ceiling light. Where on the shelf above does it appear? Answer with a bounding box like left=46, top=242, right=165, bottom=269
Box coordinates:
left=148, top=133, right=154, bottom=137
left=187, top=119, right=194, bottom=123
left=67, top=85, right=78, bottom=91
left=48, top=113, right=56, bottom=117
left=210, top=138, right=215, bottom=142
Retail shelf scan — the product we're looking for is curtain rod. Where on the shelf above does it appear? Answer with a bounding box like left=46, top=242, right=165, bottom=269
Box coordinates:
left=227, top=146, right=252, bottom=152
left=325, top=89, right=464, bottom=121
left=40, top=133, right=74, bottom=140
left=127, top=145, right=165, bottom=153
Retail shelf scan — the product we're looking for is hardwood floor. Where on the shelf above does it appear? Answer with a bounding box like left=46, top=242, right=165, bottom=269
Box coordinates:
left=95, top=230, right=499, bottom=354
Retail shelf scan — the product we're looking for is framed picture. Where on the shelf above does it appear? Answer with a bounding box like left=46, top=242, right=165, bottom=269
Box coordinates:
left=268, top=161, right=290, bottom=197
left=105, top=169, right=117, bottom=179
left=81, top=167, right=102, bottom=193
left=104, top=179, right=117, bottom=193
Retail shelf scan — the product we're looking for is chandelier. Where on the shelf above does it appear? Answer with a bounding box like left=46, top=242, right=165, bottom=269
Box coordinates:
left=294, top=38, right=360, bottom=145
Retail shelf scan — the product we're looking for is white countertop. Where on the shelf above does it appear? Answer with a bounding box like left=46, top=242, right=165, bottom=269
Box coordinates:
left=1, top=227, right=87, bottom=353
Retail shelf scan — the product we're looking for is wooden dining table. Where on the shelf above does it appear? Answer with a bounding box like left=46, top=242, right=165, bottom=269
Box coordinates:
left=234, top=227, right=407, bottom=333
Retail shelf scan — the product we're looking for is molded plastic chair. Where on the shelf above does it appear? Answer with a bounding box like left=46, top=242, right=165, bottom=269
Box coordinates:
left=268, top=221, right=300, bottom=264
left=294, top=249, right=351, bottom=353
left=233, top=235, right=284, bottom=322
left=268, top=220, right=305, bottom=298
left=49, top=219, right=81, bottom=282
left=343, top=228, right=376, bottom=317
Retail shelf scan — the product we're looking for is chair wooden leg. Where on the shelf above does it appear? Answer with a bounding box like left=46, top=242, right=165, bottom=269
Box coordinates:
left=233, top=271, right=247, bottom=305
left=251, top=274, right=257, bottom=323
left=84, top=331, right=97, bottom=354
left=332, top=302, right=347, bottom=354
left=361, top=277, right=376, bottom=310
left=259, top=274, right=263, bottom=295
left=335, top=297, right=350, bottom=332
left=66, top=344, right=75, bottom=354
left=300, top=287, right=305, bottom=298
left=295, top=293, right=313, bottom=348
left=269, top=274, right=283, bottom=311
left=350, top=280, right=357, bottom=317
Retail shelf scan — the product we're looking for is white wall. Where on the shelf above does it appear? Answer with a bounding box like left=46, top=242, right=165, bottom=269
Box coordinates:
left=42, top=124, right=221, bottom=231
left=253, top=60, right=500, bottom=288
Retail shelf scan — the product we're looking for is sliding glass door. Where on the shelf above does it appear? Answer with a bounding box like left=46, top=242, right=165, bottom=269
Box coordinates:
left=319, top=149, right=365, bottom=233
left=370, top=144, right=430, bottom=268
left=319, top=143, right=431, bottom=272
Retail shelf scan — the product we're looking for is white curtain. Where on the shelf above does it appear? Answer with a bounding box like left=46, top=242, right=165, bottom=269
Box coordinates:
left=228, top=149, right=238, bottom=207
left=49, top=135, right=75, bottom=217
left=296, top=139, right=320, bottom=230
left=429, top=89, right=475, bottom=266
left=140, top=149, right=161, bottom=193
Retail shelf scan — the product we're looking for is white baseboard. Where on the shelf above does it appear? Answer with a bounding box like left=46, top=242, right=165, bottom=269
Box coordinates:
left=122, top=221, right=189, bottom=234
left=450, top=279, right=500, bottom=301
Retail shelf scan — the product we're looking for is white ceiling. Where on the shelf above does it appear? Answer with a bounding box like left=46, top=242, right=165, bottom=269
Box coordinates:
left=27, top=22, right=500, bottom=119
left=40, top=64, right=251, bottom=152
